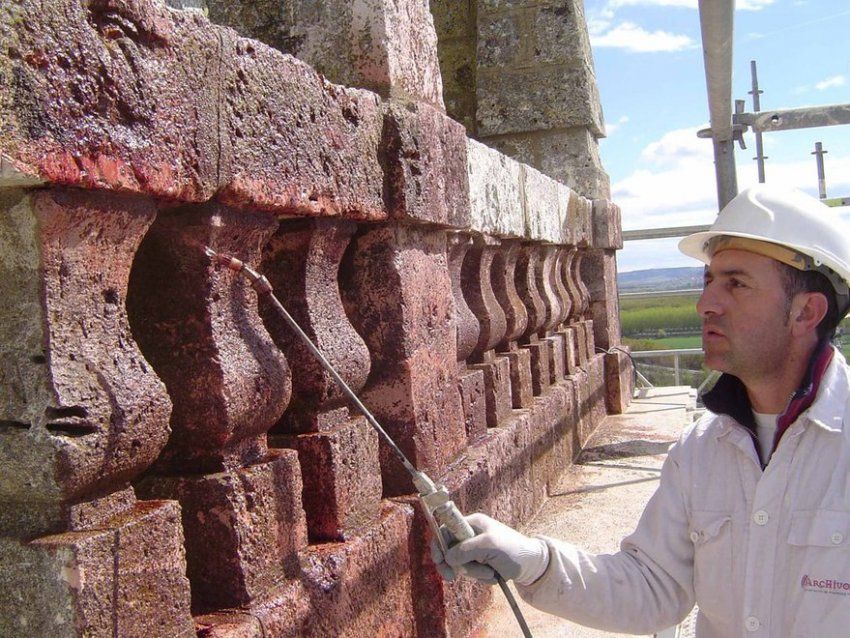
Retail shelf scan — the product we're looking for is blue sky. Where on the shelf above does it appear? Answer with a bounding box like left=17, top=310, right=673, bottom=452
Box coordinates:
left=586, top=0, right=850, bottom=272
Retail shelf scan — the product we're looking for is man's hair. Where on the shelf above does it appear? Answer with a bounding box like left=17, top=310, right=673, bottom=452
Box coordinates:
left=777, top=262, right=840, bottom=340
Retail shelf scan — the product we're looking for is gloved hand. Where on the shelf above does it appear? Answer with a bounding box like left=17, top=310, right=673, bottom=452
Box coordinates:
left=430, top=513, right=550, bottom=586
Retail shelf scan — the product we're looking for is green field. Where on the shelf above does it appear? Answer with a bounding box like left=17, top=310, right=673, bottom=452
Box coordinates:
left=620, top=293, right=850, bottom=363
left=619, top=293, right=701, bottom=338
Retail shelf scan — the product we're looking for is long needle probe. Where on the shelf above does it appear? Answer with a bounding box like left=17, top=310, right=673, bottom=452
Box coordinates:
left=204, top=246, right=533, bottom=638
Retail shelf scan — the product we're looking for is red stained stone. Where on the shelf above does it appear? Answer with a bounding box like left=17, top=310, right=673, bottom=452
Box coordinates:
left=503, top=346, right=534, bottom=409
left=251, top=501, right=416, bottom=638
left=605, top=350, right=634, bottom=414
left=272, top=417, right=382, bottom=542
left=472, top=355, right=513, bottom=429
left=382, top=100, right=471, bottom=227
left=458, top=368, right=488, bottom=441
left=343, top=225, right=466, bottom=495
left=137, top=450, right=308, bottom=613
left=260, top=218, right=371, bottom=433
left=127, top=203, right=290, bottom=473
left=0, top=1, right=387, bottom=218
left=0, top=188, right=171, bottom=525
left=218, top=41, right=386, bottom=219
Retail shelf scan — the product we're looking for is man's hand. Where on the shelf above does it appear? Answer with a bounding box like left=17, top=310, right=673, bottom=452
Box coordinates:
left=430, top=513, right=550, bottom=586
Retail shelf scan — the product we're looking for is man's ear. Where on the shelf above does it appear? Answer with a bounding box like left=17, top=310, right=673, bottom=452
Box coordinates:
left=791, top=292, right=829, bottom=337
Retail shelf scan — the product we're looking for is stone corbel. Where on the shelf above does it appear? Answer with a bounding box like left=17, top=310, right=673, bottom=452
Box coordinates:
left=129, top=203, right=306, bottom=611
left=261, top=218, right=382, bottom=542
left=461, top=234, right=512, bottom=429
left=491, top=239, right=533, bottom=409
left=447, top=232, right=486, bottom=440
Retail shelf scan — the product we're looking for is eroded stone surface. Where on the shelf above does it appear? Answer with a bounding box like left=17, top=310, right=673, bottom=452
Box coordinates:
left=0, top=0, right=220, bottom=200
left=218, top=38, right=387, bottom=219
left=0, top=188, right=171, bottom=526
left=273, top=418, right=382, bottom=542
left=343, top=225, right=466, bottom=495
left=462, top=239, right=507, bottom=360
left=260, top=218, right=370, bottom=433
left=137, top=450, right=307, bottom=612
left=585, top=248, right=622, bottom=351
left=521, top=164, right=562, bottom=244
left=592, top=198, right=623, bottom=250
left=383, top=100, right=470, bottom=227
left=448, top=233, right=481, bottom=363
left=213, top=0, right=444, bottom=109
left=466, top=139, right=524, bottom=238
left=127, top=203, right=289, bottom=473
left=0, top=1, right=387, bottom=218
left=0, top=500, right=194, bottom=638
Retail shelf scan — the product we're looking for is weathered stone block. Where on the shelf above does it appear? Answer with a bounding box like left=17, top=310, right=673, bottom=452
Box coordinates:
left=244, top=0, right=444, bottom=109
left=476, top=9, right=527, bottom=68
left=466, top=139, right=524, bottom=238
left=0, top=1, right=389, bottom=218
left=521, top=163, right=563, bottom=243
left=431, top=0, right=477, bottom=41
left=272, top=418, right=382, bottom=542
left=561, top=326, right=580, bottom=376
left=605, top=350, right=634, bottom=414
left=254, top=501, right=416, bottom=638
left=523, top=339, right=551, bottom=396
left=503, top=346, right=534, bottom=409
left=477, top=63, right=604, bottom=137
left=538, top=128, right=610, bottom=200
left=547, top=333, right=567, bottom=382
left=344, top=225, right=466, bottom=495
left=592, top=198, right=623, bottom=250
left=0, top=0, right=220, bottom=200
left=435, top=38, right=477, bottom=132
left=127, top=203, right=289, bottom=473
left=472, top=355, right=513, bottom=428
left=0, top=188, right=171, bottom=523
left=219, top=38, right=387, bottom=219
left=458, top=368, right=488, bottom=441
left=383, top=100, right=471, bottom=227
left=532, top=1, right=595, bottom=66
left=0, top=500, right=194, bottom=638
left=137, top=450, right=307, bottom=612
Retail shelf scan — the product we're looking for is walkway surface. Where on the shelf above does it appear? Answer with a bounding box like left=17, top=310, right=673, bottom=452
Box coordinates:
left=475, top=386, right=699, bottom=638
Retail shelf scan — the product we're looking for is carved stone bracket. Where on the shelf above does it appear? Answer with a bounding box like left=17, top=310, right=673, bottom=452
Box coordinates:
left=515, top=243, right=550, bottom=395
left=491, top=240, right=533, bottom=409
left=129, top=203, right=301, bottom=610
left=447, top=233, right=486, bottom=440
left=461, top=236, right=512, bottom=428
left=343, top=225, right=465, bottom=496
left=0, top=187, right=192, bottom=636
left=261, top=218, right=381, bottom=542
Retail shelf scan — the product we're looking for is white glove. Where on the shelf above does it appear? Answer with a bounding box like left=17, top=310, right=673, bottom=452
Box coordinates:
left=429, top=513, right=550, bottom=586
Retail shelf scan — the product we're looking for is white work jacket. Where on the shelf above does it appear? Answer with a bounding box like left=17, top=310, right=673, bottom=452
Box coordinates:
left=517, top=348, right=850, bottom=637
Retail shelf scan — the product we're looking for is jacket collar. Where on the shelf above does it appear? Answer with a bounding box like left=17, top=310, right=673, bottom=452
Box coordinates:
left=704, top=339, right=843, bottom=438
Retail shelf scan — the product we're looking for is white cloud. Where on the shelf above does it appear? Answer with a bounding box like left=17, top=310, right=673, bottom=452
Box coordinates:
left=591, top=22, right=695, bottom=53
left=602, top=0, right=774, bottom=11
left=815, top=75, right=847, bottom=91
left=605, top=115, right=631, bottom=136
left=613, top=125, right=850, bottom=235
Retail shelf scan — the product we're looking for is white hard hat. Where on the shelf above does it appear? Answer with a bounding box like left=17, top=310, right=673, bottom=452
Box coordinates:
left=679, top=184, right=850, bottom=315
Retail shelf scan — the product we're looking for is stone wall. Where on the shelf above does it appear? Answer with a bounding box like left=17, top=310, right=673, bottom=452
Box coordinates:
left=0, top=1, right=632, bottom=636
left=431, top=0, right=610, bottom=201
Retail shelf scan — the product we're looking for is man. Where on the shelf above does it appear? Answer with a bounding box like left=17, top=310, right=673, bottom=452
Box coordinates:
left=432, top=185, right=850, bottom=637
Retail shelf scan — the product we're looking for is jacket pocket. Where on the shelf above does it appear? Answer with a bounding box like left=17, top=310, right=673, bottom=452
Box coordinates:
left=788, top=509, right=850, bottom=548
left=689, top=511, right=733, bottom=622
left=786, top=510, right=850, bottom=636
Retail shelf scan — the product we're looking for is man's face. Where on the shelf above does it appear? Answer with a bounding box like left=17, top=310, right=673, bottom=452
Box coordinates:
left=697, top=249, right=794, bottom=381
